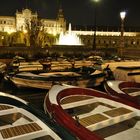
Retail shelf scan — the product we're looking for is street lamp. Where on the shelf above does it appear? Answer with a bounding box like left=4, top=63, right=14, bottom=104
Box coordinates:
left=92, top=0, right=100, bottom=51
left=118, top=11, right=126, bottom=58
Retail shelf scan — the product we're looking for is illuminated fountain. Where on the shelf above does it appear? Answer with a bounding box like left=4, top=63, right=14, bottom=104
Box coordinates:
left=56, top=23, right=83, bottom=46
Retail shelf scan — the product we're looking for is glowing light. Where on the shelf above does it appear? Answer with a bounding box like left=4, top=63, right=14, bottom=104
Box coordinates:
left=56, top=23, right=83, bottom=46
left=94, top=0, right=100, bottom=2
left=120, top=11, right=126, bottom=20
left=91, top=0, right=100, bottom=3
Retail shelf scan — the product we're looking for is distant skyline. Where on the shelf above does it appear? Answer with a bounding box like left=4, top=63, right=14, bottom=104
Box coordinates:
left=0, top=0, right=140, bottom=28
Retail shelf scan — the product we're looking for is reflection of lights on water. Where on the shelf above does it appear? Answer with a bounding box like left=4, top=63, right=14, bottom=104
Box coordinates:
left=56, top=23, right=83, bottom=46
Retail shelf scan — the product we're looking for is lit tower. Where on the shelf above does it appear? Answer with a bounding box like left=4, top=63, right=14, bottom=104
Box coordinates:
left=118, top=11, right=126, bottom=58
left=57, top=4, right=66, bottom=33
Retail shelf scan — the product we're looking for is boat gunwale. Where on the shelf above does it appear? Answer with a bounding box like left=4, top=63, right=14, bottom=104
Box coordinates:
left=104, top=80, right=140, bottom=107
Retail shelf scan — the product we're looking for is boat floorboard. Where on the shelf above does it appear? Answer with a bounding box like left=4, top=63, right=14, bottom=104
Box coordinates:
left=61, top=96, right=94, bottom=104
left=79, top=114, right=108, bottom=127
left=73, top=107, right=133, bottom=127
left=103, top=107, right=133, bottom=117
left=32, top=135, right=55, bottom=140
left=0, top=105, right=13, bottom=111
left=0, top=113, right=32, bottom=126
left=94, top=116, right=140, bottom=139
left=0, top=122, right=42, bottom=139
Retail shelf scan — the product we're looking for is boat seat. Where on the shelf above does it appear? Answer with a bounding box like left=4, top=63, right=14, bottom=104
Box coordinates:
left=0, top=122, right=42, bottom=139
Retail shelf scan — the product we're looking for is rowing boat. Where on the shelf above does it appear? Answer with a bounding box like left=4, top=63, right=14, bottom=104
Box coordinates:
left=6, top=70, right=105, bottom=89
left=0, top=91, right=77, bottom=140
left=44, top=84, right=140, bottom=140
left=104, top=80, right=140, bottom=106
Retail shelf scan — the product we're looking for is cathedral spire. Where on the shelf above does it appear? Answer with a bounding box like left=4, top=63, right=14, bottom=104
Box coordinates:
left=57, top=5, right=64, bottom=19
left=57, top=0, right=64, bottom=19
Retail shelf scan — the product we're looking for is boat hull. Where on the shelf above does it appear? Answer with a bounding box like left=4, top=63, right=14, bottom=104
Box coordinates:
left=7, top=71, right=105, bottom=89
left=0, top=91, right=77, bottom=140
left=44, top=85, right=140, bottom=140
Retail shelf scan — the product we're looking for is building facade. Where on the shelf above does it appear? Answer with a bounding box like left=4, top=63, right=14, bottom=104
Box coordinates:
left=73, top=30, right=140, bottom=49
left=0, top=16, right=16, bottom=33
left=0, top=8, right=66, bottom=35
left=0, top=7, right=140, bottom=52
left=16, top=9, right=38, bottom=32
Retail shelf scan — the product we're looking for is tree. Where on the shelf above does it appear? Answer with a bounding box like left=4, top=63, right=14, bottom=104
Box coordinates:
left=8, top=31, right=25, bottom=46
left=0, top=32, right=10, bottom=46
left=25, top=17, right=41, bottom=47
left=25, top=18, right=56, bottom=47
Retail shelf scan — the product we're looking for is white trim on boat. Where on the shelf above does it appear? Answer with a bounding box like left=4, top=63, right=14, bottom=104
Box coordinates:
left=0, top=103, right=62, bottom=140
left=107, top=81, right=124, bottom=94
left=0, top=92, right=27, bottom=105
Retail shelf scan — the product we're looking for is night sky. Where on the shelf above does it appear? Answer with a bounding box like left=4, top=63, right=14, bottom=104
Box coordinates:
left=0, top=0, right=140, bottom=28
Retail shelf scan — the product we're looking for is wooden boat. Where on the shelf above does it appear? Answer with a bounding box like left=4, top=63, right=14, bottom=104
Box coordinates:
left=0, top=62, right=7, bottom=79
left=44, top=84, right=140, bottom=140
left=17, top=62, right=43, bottom=72
left=9, top=56, right=26, bottom=69
left=9, top=58, right=44, bottom=73
left=0, top=91, right=77, bottom=140
left=113, top=66, right=140, bottom=82
left=41, top=60, right=95, bottom=74
left=6, top=71, right=80, bottom=89
left=0, top=62, right=7, bottom=74
left=104, top=80, right=140, bottom=106
left=6, top=70, right=105, bottom=89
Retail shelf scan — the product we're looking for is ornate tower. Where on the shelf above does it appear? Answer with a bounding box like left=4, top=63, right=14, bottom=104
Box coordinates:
left=57, top=5, right=66, bottom=33
left=16, top=9, right=38, bottom=31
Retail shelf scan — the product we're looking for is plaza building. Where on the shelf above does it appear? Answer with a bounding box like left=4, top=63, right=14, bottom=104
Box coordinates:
left=74, top=29, right=140, bottom=49
left=0, top=7, right=140, bottom=54
left=0, top=16, right=16, bottom=34
left=0, top=8, right=66, bottom=35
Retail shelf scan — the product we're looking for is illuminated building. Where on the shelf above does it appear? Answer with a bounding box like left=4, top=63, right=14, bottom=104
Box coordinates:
left=0, top=7, right=140, bottom=51
left=0, top=8, right=66, bottom=35
left=0, top=16, right=16, bottom=34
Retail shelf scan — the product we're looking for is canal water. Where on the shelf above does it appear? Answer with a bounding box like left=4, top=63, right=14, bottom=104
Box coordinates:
left=0, top=76, right=105, bottom=110
left=0, top=77, right=47, bottom=110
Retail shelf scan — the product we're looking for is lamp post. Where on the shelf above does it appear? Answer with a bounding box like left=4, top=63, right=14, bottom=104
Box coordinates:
left=118, top=11, right=126, bottom=58
left=92, top=0, right=99, bottom=51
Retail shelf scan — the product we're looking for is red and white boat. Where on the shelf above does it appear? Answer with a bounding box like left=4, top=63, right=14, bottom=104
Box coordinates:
left=104, top=80, right=140, bottom=106
left=44, top=84, right=140, bottom=140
